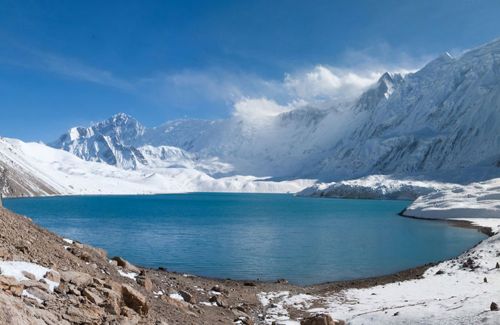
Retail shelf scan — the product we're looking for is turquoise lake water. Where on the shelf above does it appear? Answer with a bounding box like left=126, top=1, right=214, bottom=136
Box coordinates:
left=4, top=193, right=485, bottom=285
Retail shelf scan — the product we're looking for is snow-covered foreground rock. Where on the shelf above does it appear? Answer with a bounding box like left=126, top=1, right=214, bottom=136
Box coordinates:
left=297, top=175, right=457, bottom=200
left=404, top=178, right=500, bottom=219
left=260, top=219, right=500, bottom=324
left=0, top=137, right=314, bottom=196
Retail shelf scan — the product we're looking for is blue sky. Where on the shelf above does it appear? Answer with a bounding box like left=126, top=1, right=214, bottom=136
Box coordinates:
left=1, top=0, right=500, bottom=141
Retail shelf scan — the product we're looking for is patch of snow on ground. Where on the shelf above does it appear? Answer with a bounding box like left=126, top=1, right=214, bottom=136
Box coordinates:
left=117, top=269, right=138, bottom=280
left=258, top=291, right=317, bottom=324
left=0, top=261, right=59, bottom=292
left=404, top=178, right=500, bottom=219
left=169, top=293, right=185, bottom=301
left=63, top=238, right=74, bottom=244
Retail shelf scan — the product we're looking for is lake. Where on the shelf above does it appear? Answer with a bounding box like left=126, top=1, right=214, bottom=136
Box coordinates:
left=4, top=193, right=485, bottom=285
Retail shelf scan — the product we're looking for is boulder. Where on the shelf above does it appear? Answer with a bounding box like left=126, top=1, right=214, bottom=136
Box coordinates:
left=20, top=279, right=49, bottom=292
left=209, top=295, right=228, bottom=308
left=112, top=256, right=140, bottom=273
left=60, top=271, right=93, bottom=288
left=121, top=284, right=148, bottom=315
left=0, top=275, right=23, bottom=296
left=136, top=273, right=153, bottom=292
left=491, top=302, right=499, bottom=311
left=210, top=285, right=228, bottom=294
left=0, top=247, right=12, bottom=260
left=21, top=271, right=36, bottom=281
left=178, top=290, right=195, bottom=304
left=301, top=314, right=344, bottom=325
left=82, top=287, right=104, bottom=305
left=26, top=287, right=53, bottom=302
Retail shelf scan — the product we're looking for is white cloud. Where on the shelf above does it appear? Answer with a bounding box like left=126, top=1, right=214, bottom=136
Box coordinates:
left=2, top=42, right=423, bottom=120
left=283, top=65, right=381, bottom=102
left=233, top=97, right=293, bottom=122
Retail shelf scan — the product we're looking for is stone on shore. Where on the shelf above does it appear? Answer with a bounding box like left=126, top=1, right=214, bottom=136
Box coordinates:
left=121, top=284, right=149, bottom=315
left=60, top=271, right=93, bottom=288
left=0, top=275, right=23, bottom=296
left=112, top=256, right=140, bottom=273
left=301, top=313, right=344, bottom=325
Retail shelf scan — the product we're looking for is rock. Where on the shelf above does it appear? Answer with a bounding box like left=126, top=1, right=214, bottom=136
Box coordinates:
left=97, top=286, right=122, bottom=315
left=496, top=262, right=499, bottom=269
left=68, top=284, right=81, bottom=296
left=21, top=271, right=36, bottom=280
left=491, top=302, right=499, bottom=311
left=275, top=278, right=288, bottom=284
left=92, top=277, right=105, bottom=286
left=234, top=315, right=253, bottom=325
left=435, top=270, right=445, bottom=275
left=0, top=247, right=12, bottom=260
left=178, top=290, right=195, bottom=304
left=83, top=287, right=104, bottom=305
left=209, top=295, right=228, bottom=308
left=26, top=287, right=52, bottom=301
left=0, top=275, right=24, bottom=296
left=161, top=295, right=199, bottom=317
left=301, top=314, right=343, bottom=325
left=243, top=282, right=256, bottom=287
left=484, top=277, right=488, bottom=283
left=121, top=284, right=149, bottom=315
left=231, top=308, right=250, bottom=318
left=463, top=257, right=475, bottom=269
left=63, top=304, right=103, bottom=323
left=104, top=280, right=122, bottom=294
left=112, top=256, right=140, bottom=273
left=54, top=282, right=68, bottom=294
left=20, top=280, right=49, bottom=292
left=60, top=271, right=93, bottom=288
left=136, top=274, right=153, bottom=292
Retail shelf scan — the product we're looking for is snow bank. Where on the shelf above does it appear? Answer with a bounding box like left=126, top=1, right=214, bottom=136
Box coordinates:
left=0, top=261, right=59, bottom=292
left=298, top=175, right=455, bottom=200
left=404, top=178, right=500, bottom=219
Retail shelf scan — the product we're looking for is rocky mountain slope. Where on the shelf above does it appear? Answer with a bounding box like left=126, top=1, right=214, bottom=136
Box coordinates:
left=51, top=38, right=500, bottom=183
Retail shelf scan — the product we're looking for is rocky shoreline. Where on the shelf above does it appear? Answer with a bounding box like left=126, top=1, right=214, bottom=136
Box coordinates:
left=0, top=206, right=497, bottom=324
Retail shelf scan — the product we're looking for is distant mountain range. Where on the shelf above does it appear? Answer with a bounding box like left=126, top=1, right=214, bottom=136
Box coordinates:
left=52, top=38, right=500, bottom=183
left=1, top=38, right=500, bottom=197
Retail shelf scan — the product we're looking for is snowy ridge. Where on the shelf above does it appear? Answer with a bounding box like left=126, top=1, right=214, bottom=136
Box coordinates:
left=0, top=137, right=314, bottom=196
left=296, top=175, right=457, bottom=200
left=403, top=177, right=500, bottom=219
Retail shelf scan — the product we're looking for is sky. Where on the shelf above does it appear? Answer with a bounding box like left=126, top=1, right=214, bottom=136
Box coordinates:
left=1, top=0, right=500, bottom=141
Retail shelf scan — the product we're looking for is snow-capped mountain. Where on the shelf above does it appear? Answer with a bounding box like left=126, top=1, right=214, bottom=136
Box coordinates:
left=51, top=113, right=147, bottom=169
left=51, top=38, right=500, bottom=183
left=0, top=137, right=312, bottom=197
